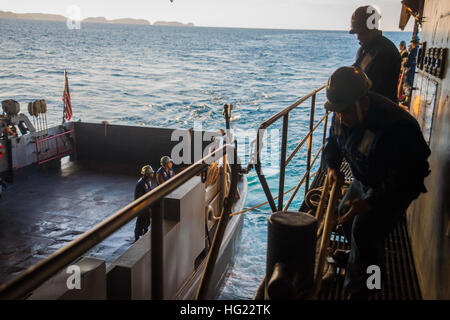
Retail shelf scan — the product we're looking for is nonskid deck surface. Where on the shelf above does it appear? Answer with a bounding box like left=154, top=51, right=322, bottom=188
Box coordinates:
left=0, top=158, right=138, bottom=284
left=310, top=164, right=422, bottom=300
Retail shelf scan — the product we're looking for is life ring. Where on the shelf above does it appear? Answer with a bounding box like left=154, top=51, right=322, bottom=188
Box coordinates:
left=0, top=143, right=5, bottom=160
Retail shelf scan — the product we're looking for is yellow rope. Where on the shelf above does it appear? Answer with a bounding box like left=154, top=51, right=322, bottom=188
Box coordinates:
left=229, top=185, right=297, bottom=217
left=226, top=170, right=319, bottom=217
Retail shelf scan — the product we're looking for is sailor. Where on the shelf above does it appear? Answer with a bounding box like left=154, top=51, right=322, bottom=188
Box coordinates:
left=350, top=5, right=401, bottom=103
left=323, top=66, right=431, bottom=299
left=402, top=36, right=420, bottom=107
left=134, top=165, right=156, bottom=242
left=399, top=41, right=408, bottom=61
left=156, top=156, right=175, bottom=185
left=397, top=41, right=409, bottom=101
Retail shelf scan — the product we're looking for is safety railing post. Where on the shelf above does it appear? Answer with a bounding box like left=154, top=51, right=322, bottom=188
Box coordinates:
left=311, top=174, right=343, bottom=299
left=322, top=112, right=329, bottom=147
left=255, top=129, right=277, bottom=212
left=278, top=114, right=289, bottom=211
left=253, top=85, right=325, bottom=213
left=305, top=94, right=316, bottom=196
left=55, top=136, right=59, bottom=158
left=151, top=201, right=164, bottom=299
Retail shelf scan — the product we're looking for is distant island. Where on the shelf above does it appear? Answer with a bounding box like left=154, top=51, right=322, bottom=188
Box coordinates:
left=0, top=10, right=194, bottom=27
left=0, top=10, right=66, bottom=22
left=153, top=21, right=194, bottom=27
left=83, top=17, right=150, bottom=26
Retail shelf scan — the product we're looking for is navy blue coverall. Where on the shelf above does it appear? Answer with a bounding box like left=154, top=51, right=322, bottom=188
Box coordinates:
left=323, top=92, right=430, bottom=296
left=156, top=166, right=174, bottom=182
left=354, top=31, right=401, bottom=103
left=134, top=177, right=157, bottom=240
left=404, top=46, right=419, bottom=88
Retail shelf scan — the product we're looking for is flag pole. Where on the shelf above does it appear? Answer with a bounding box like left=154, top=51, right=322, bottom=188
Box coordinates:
left=62, top=70, right=67, bottom=124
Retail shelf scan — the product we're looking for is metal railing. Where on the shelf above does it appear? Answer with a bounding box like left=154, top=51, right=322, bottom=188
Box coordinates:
left=0, top=143, right=238, bottom=300
left=33, top=129, right=76, bottom=165
left=255, top=84, right=329, bottom=212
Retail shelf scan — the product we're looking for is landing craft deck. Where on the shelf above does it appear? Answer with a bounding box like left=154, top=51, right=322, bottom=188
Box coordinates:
left=0, top=159, right=137, bottom=284
left=0, top=119, right=247, bottom=299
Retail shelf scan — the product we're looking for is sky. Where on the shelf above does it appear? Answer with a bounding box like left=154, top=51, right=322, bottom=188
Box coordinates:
left=0, top=0, right=414, bottom=31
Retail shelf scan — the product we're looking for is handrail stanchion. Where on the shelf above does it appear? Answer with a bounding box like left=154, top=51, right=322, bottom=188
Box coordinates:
left=305, top=94, right=316, bottom=196
left=311, top=174, right=343, bottom=299
left=278, top=114, right=289, bottom=211
left=254, top=85, right=326, bottom=212
left=255, top=129, right=277, bottom=212
left=322, top=112, right=329, bottom=146
left=151, top=201, right=164, bottom=299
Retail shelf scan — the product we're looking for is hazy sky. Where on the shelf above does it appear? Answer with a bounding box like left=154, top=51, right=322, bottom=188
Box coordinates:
left=0, top=0, right=414, bottom=31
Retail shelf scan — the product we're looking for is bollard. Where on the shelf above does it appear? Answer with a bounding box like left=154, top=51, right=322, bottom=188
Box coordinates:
left=265, top=211, right=317, bottom=300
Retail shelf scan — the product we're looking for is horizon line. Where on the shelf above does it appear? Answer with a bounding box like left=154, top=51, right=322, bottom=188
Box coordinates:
left=0, top=8, right=411, bottom=33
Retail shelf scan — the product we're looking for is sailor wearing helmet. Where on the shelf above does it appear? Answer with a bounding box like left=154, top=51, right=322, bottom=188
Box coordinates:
left=134, top=165, right=156, bottom=242
left=156, top=156, right=175, bottom=185
left=323, top=66, right=430, bottom=299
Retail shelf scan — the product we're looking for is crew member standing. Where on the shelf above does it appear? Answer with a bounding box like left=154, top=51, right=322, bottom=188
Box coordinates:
left=399, top=41, right=409, bottom=61
left=350, top=5, right=401, bottom=103
left=323, top=66, right=431, bottom=299
left=397, top=41, right=409, bottom=101
left=156, top=156, right=175, bottom=185
left=402, top=36, right=420, bottom=107
left=134, top=165, right=156, bottom=242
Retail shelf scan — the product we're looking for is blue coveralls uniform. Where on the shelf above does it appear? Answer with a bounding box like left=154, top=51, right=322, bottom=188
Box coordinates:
left=156, top=167, right=174, bottom=182
left=134, top=177, right=156, bottom=240
left=354, top=31, right=401, bottom=103
left=323, top=92, right=431, bottom=296
left=403, top=46, right=418, bottom=88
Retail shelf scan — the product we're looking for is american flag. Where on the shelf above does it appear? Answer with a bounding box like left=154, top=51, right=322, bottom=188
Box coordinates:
left=62, top=70, right=72, bottom=121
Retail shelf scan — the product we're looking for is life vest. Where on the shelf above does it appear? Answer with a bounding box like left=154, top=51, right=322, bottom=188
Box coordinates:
left=157, top=167, right=174, bottom=182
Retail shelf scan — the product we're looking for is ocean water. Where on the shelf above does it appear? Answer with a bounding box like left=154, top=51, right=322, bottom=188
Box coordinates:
left=0, top=18, right=411, bottom=299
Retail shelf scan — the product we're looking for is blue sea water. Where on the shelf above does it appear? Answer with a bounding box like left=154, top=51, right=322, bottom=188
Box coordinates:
left=0, top=18, right=411, bottom=299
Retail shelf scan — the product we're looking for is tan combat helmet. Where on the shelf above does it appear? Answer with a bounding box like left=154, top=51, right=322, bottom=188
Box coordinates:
left=160, top=156, right=173, bottom=167
left=324, top=66, right=372, bottom=113
left=141, top=165, right=154, bottom=176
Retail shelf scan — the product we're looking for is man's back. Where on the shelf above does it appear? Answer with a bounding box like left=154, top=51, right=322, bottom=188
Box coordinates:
left=156, top=166, right=174, bottom=184
left=354, top=32, right=401, bottom=103
left=135, top=177, right=153, bottom=200
left=326, top=93, right=430, bottom=207
left=404, top=46, right=419, bottom=87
